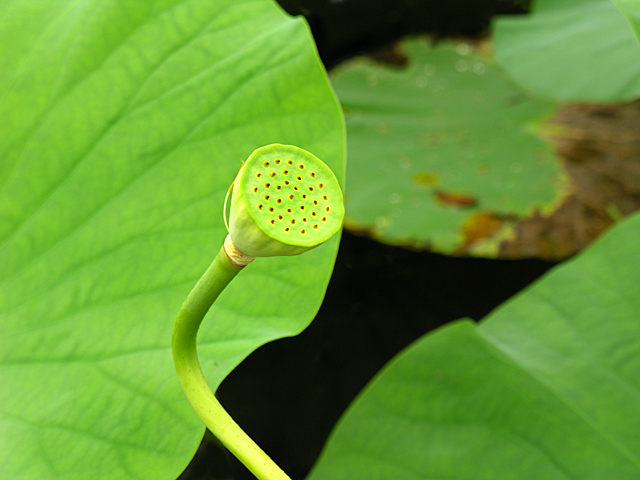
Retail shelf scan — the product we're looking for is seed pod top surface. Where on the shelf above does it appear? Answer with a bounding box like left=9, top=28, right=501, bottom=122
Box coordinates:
left=229, top=144, right=344, bottom=257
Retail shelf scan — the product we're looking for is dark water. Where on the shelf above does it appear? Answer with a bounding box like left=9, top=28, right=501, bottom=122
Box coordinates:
left=276, top=0, right=526, bottom=70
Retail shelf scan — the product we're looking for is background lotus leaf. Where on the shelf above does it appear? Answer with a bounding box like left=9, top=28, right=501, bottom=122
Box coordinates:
left=494, top=0, right=640, bottom=102
left=332, top=38, right=563, bottom=256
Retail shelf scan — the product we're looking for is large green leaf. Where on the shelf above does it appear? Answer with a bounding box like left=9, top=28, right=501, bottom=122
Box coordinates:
left=308, top=211, right=640, bottom=479
left=0, top=1, right=344, bottom=479
left=494, top=0, right=640, bottom=102
left=332, top=38, right=563, bottom=256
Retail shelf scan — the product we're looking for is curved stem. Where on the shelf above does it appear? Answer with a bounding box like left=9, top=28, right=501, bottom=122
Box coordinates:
left=172, top=243, right=291, bottom=480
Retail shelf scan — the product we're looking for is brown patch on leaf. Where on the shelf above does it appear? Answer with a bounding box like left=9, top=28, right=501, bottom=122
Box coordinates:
left=461, top=212, right=506, bottom=246
left=367, top=44, right=410, bottom=68
left=434, top=190, right=478, bottom=208
left=498, top=101, right=640, bottom=259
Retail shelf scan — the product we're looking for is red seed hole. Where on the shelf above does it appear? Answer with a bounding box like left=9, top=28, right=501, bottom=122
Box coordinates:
left=289, top=195, right=294, bottom=200
left=264, top=161, right=270, bottom=167
left=275, top=159, right=281, bottom=164
left=288, top=159, right=294, bottom=165
left=309, top=186, right=314, bottom=192
left=313, top=224, right=319, bottom=229
left=323, top=195, right=328, bottom=201
left=300, top=205, right=305, bottom=210
left=322, top=217, right=327, bottom=222
left=256, top=172, right=262, bottom=178
left=301, top=229, right=306, bottom=234
left=302, top=194, right=307, bottom=200
left=318, top=182, right=324, bottom=188
left=283, top=169, right=289, bottom=175
left=325, top=206, right=330, bottom=212
left=291, top=219, right=296, bottom=224
left=287, top=208, right=292, bottom=213
left=299, top=164, right=305, bottom=169
left=253, top=187, right=258, bottom=193
left=264, top=195, right=270, bottom=200
left=276, top=198, right=282, bottom=204
left=270, top=172, right=276, bottom=177
left=270, top=219, right=275, bottom=225
left=278, top=215, right=283, bottom=220
left=265, top=183, right=270, bottom=188
left=284, top=180, right=290, bottom=185
left=311, top=172, right=316, bottom=178
left=269, top=207, right=274, bottom=212
left=313, top=200, right=318, bottom=205
left=296, top=176, right=302, bottom=181
left=311, top=211, right=317, bottom=217
left=276, top=185, right=281, bottom=190
left=302, top=217, right=307, bottom=222
left=284, top=227, right=290, bottom=232
left=258, top=204, right=263, bottom=210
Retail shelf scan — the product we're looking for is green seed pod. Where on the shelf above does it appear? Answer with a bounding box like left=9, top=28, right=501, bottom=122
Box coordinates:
left=228, top=144, right=344, bottom=257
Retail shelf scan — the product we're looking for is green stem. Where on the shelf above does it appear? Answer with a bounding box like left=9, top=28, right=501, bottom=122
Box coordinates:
left=172, top=245, right=291, bottom=480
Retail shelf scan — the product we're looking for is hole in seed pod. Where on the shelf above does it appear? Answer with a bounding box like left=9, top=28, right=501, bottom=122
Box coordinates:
left=299, top=164, right=305, bottom=169
left=289, top=195, right=294, bottom=200
left=275, top=159, right=281, bottom=164
left=322, top=217, right=327, bottom=222
left=270, top=172, right=276, bottom=177
left=311, top=211, right=317, bottom=217
left=253, top=187, right=258, bottom=193
left=287, top=208, right=292, bottom=213
left=270, top=219, right=275, bottom=225
left=301, top=229, right=306, bottom=234
left=264, top=195, right=270, bottom=200
left=291, top=219, right=296, bottom=224
left=318, top=182, right=324, bottom=188
left=258, top=204, right=263, bottom=210
left=269, top=207, right=274, bottom=212
left=256, top=172, right=262, bottom=178
left=300, top=205, right=305, bottom=210
left=313, top=200, right=318, bottom=205
left=278, top=215, right=283, bottom=220
left=302, top=194, right=307, bottom=200
left=296, top=175, right=302, bottom=181
left=288, top=159, right=294, bottom=165
left=283, top=169, right=289, bottom=175
left=265, top=183, right=270, bottom=188
left=264, top=161, right=270, bottom=167
left=276, top=198, right=282, bottom=204
left=323, top=195, right=328, bottom=201
left=313, top=224, right=318, bottom=229
left=302, top=217, right=307, bottom=222
left=309, top=186, right=314, bottom=192
left=284, top=227, right=290, bottom=232
left=276, top=185, right=281, bottom=190
left=284, top=180, right=290, bottom=185
left=310, top=172, right=316, bottom=178
left=325, top=206, right=330, bottom=212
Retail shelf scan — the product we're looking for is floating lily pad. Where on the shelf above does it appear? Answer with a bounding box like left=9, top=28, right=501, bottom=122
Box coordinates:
left=332, top=38, right=564, bottom=256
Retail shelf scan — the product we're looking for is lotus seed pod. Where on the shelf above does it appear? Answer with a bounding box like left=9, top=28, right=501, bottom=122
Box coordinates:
left=229, top=144, right=344, bottom=257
